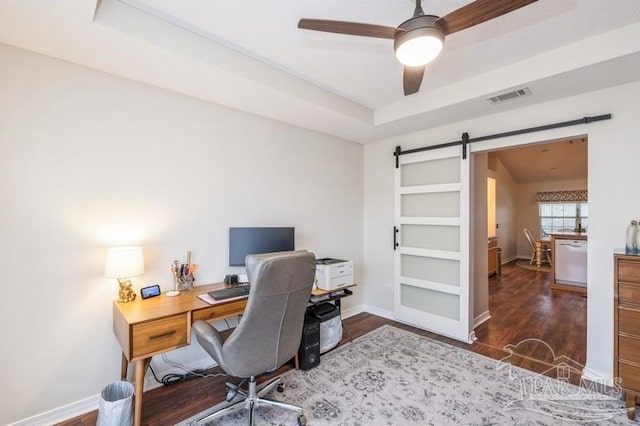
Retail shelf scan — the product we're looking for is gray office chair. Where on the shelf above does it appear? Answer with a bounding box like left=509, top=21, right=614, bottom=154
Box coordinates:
left=193, top=250, right=316, bottom=426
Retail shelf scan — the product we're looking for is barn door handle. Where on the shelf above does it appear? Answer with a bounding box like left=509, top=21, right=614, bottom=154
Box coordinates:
left=394, top=226, right=399, bottom=250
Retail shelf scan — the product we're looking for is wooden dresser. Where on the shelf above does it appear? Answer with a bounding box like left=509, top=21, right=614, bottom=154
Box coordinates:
left=614, top=252, right=640, bottom=419
left=488, top=237, right=499, bottom=276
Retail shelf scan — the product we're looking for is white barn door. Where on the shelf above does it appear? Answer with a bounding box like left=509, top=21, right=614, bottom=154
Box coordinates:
left=394, top=145, right=471, bottom=342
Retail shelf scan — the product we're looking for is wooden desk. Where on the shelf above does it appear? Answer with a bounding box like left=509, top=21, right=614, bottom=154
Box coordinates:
left=310, top=284, right=356, bottom=307
left=113, top=283, right=247, bottom=426
left=113, top=282, right=356, bottom=426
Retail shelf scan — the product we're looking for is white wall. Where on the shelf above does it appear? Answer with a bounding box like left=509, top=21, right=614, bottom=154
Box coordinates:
left=364, top=80, right=640, bottom=384
left=515, top=179, right=587, bottom=258
left=0, top=44, right=363, bottom=425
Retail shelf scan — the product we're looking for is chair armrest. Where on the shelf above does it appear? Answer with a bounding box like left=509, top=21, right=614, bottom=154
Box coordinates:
left=193, top=320, right=227, bottom=367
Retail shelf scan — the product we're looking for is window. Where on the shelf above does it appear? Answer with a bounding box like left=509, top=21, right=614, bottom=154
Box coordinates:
left=539, top=202, right=588, bottom=236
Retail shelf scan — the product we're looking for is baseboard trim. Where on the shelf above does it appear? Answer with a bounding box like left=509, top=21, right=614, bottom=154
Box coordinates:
left=9, top=394, right=100, bottom=426
left=502, top=255, right=517, bottom=264
left=362, top=304, right=395, bottom=320
left=11, top=360, right=224, bottom=425
left=10, top=303, right=374, bottom=425
left=341, top=304, right=365, bottom=319
left=473, top=310, right=491, bottom=328
left=582, top=364, right=614, bottom=387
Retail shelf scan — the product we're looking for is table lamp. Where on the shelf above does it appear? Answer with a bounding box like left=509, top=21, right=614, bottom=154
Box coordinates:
left=105, top=246, right=145, bottom=303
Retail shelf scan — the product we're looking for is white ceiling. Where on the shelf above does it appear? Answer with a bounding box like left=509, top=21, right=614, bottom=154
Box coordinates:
left=490, top=137, right=587, bottom=184
left=1, top=0, right=640, bottom=143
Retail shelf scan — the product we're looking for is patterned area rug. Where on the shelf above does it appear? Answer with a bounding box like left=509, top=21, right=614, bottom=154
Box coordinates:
left=179, top=325, right=634, bottom=425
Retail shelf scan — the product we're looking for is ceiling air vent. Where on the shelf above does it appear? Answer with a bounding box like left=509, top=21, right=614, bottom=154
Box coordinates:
left=488, top=87, right=531, bottom=104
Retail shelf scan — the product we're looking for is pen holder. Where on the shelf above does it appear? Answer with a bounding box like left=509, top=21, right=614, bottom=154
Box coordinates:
left=170, top=258, right=198, bottom=293
left=176, top=274, right=194, bottom=291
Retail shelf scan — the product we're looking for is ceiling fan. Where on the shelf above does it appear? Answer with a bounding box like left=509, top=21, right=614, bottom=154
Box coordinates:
left=298, top=0, right=538, bottom=96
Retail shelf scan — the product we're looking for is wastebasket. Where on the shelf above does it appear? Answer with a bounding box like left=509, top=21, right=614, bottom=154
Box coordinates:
left=97, top=380, right=134, bottom=426
left=308, top=302, right=342, bottom=354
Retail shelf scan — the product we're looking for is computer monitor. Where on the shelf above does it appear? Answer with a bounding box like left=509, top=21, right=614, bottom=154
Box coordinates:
left=229, top=227, right=295, bottom=267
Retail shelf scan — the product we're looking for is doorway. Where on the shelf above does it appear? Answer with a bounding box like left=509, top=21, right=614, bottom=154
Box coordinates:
left=474, top=136, right=588, bottom=368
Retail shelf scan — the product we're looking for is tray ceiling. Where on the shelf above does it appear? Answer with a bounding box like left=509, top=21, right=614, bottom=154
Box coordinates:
left=1, top=0, right=640, bottom=142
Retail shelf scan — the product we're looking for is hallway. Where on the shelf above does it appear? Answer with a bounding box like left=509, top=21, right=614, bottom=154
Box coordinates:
left=474, top=262, right=587, bottom=367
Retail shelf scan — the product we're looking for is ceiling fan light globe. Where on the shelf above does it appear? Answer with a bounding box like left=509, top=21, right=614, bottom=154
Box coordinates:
left=395, top=35, right=443, bottom=66
left=394, top=18, right=445, bottom=67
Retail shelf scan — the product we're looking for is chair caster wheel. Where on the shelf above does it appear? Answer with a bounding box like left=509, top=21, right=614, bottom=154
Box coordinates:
left=225, top=389, right=237, bottom=402
left=277, top=383, right=284, bottom=393
left=297, top=414, right=307, bottom=426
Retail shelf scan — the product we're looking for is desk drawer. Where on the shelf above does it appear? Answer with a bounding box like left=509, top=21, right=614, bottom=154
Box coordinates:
left=620, top=283, right=640, bottom=306
left=619, top=361, right=640, bottom=392
left=619, top=260, right=640, bottom=284
left=619, top=308, right=640, bottom=336
left=132, top=314, right=188, bottom=358
left=193, top=299, right=246, bottom=323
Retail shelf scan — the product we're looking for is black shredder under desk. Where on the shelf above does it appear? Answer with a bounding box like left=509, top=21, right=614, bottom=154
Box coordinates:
left=308, top=302, right=339, bottom=322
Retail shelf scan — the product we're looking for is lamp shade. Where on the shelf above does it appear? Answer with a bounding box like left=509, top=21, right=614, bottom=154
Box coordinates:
left=105, top=246, right=145, bottom=278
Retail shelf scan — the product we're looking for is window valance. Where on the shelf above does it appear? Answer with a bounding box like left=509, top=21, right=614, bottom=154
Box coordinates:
left=536, top=190, right=587, bottom=203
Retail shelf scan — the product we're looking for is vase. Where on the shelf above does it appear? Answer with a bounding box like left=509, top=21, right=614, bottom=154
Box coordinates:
left=626, top=220, right=638, bottom=254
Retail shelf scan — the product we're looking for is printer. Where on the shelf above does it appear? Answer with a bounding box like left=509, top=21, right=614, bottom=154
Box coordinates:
left=315, top=258, right=353, bottom=291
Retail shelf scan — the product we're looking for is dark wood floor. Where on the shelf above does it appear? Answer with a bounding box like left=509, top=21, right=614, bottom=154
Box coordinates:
left=60, top=263, right=587, bottom=425
left=475, top=261, right=587, bottom=367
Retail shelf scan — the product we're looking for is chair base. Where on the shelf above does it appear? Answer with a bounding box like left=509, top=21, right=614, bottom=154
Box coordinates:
left=195, top=376, right=306, bottom=426
left=529, top=246, right=552, bottom=267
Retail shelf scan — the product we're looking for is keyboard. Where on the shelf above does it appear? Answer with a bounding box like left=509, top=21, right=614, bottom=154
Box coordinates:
left=208, top=285, right=250, bottom=300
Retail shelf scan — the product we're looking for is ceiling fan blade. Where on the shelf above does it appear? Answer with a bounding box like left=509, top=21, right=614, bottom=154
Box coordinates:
left=298, top=19, right=401, bottom=39
left=436, top=0, right=538, bottom=35
left=403, top=66, right=425, bottom=96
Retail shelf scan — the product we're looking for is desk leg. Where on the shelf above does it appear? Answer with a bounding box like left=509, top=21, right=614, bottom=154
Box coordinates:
left=133, top=358, right=151, bottom=426
left=121, top=352, right=128, bottom=380
left=333, top=298, right=353, bottom=343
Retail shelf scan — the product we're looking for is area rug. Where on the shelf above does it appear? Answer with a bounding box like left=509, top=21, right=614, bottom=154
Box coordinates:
left=515, top=260, right=552, bottom=273
left=178, top=325, right=633, bottom=425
